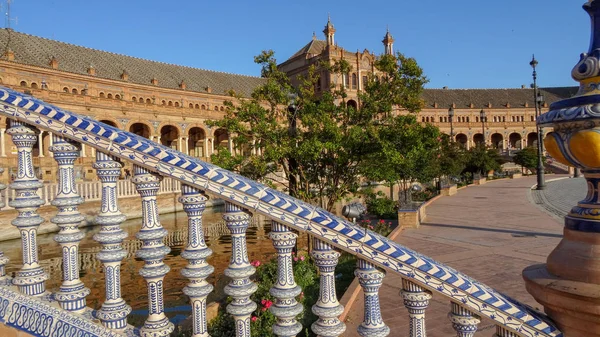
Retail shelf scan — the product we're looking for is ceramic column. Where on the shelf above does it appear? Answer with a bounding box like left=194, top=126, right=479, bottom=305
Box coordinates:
left=0, top=167, right=9, bottom=285
left=7, top=120, right=48, bottom=296
left=50, top=135, right=90, bottom=312
left=310, top=238, right=346, bottom=337
left=401, top=279, right=431, bottom=337
left=356, top=259, right=389, bottom=337
left=37, top=132, right=44, bottom=157
left=223, top=202, right=257, bottom=337
left=93, top=151, right=131, bottom=330
left=132, top=165, right=174, bottom=337
left=179, top=184, right=214, bottom=337
left=269, top=221, right=303, bottom=337
left=448, top=302, right=480, bottom=337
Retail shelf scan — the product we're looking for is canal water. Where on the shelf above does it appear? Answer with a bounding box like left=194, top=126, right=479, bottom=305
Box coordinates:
left=2, top=204, right=309, bottom=326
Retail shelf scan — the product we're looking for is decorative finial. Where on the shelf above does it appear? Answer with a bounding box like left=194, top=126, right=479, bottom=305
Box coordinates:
left=571, top=1, right=600, bottom=84
left=312, top=31, right=317, bottom=40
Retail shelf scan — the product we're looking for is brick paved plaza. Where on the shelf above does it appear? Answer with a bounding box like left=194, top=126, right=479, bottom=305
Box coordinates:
left=343, top=176, right=577, bottom=336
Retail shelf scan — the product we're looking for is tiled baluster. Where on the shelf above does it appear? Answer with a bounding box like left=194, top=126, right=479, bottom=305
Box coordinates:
left=269, top=221, right=303, bottom=337
left=356, top=259, right=389, bottom=337
left=132, top=165, right=174, bottom=337
left=179, top=184, right=214, bottom=337
left=310, top=238, right=346, bottom=337
left=401, top=279, right=431, bottom=337
left=223, top=202, right=257, bottom=337
left=0, top=167, right=9, bottom=285
left=93, top=152, right=131, bottom=329
left=448, top=302, right=480, bottom=337
left=7, top=120, right=48, bottom=296
left=50, top=135, right=91, bottom=312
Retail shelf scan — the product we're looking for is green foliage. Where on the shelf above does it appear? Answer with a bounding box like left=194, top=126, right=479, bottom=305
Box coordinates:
left=207, top=252, right=356, bottom=337
left=463, top=144, right=503, bottom=175
left=437, top=135, right=469, bottom=177
left=362, top=189, right=397, bottom=220
left=513, top=147, right=539, bottom=172
left=207, top=50, right=428, bottom=212
left=411, top=186, right=438, bottom=202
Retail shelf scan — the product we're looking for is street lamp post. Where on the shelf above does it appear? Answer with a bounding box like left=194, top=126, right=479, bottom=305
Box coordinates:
left=479, top=109, right=486, bottom=145
left=448, top=107, right=454, bottom=142
left=530, top=55, right=546, bottom=190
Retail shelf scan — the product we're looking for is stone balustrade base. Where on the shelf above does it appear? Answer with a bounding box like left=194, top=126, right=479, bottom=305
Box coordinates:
left=523, top=264, right=600, bottom=337
left=0, top=324, right=34, bottom=337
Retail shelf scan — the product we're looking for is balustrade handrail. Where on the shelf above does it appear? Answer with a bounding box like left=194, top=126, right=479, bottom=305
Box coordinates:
left=0, top=87, right=561, bottom=336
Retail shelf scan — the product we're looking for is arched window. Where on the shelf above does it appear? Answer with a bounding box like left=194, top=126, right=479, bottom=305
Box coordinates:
left=214, top=106, right=218, bottom=111
left=476, top=117, right=479, bottom=122
left=195, top=104, right=200, bottom=109
left=63, top=87, right=69, bottom=93
left=99, top=92, right=105, bottom=98
left=72, top=88, right=78, bottom=94
left=201, top=105, right=206, bottom=110
left=189, top=103, right=194, bottom=108
left=20, top=81, right=27, bottom=87
left=107, top=93, right=113, bottom=99
left=531, top=116, right=535, bottom=121
left=30, top=82, right=38, bottom=89
left=174, top=101, right=180, bottom=108
left=466, top=117, right=470, bottom=123
left=220, top=106, right=224, bottom=111
left=139, top=97, right=144, bottom=103
left=161, top=100, right=166, bottom=106
left=351, top=73, right=357, bottom=90
left=421, top=117, right=425, bottom=122
left=132, top=96, right=137, bottom=102
left=168, top=101, right=173, bottom=106
left=502, top=116, right=506, bottom=122
left=115, top=94, right=121, bottom=100
left=146, top=98, right=152, bottom=104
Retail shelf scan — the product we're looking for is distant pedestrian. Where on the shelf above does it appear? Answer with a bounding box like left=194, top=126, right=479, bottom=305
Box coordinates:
left=124, top=169, right=131, bottom=179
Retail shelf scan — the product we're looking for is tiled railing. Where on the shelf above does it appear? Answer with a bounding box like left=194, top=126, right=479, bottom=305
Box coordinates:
left=0, top=86, right=562, bottom=337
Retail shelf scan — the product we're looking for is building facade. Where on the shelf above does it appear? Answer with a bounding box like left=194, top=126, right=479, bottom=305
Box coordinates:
left=279, top=18, right=578, bottom=150
left=0, top=25, right=577, bottom=183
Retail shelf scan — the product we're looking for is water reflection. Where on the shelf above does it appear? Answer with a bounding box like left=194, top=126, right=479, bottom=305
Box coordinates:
left=2, top=205, right=308, bottom=325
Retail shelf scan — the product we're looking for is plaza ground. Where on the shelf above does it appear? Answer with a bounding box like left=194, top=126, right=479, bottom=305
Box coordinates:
left=343, top=175, right=581, bottom=336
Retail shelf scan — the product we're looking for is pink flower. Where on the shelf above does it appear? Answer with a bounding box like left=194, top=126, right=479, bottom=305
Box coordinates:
left=250, top=260, right=261, bottom=267
left=293, top=257, right=298, bottom=262
left=299, top=291, right=304, bottom=300
left=300, top=256, right=305, bottom=261
left=261, top=307, right=267, bottom=311
left=261, top=300, right=273, bottom=309
left=251, top=316, right=258, bottom=322
left=291, top=251, right=296, bottom=255
left=261, top=299, right=267, bottom=305
left=368, top=225, right=374, bottom=230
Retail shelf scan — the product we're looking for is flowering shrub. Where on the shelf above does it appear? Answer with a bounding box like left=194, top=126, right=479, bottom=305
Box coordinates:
left=358, top=219, right=394, bottom=237
left=207, top=250, right=356, bottom=337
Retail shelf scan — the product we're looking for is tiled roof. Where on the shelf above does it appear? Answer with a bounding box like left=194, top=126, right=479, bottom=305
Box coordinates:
left=421, top=87, right=578, bottom=109
left=287, top=39, right=327, bottom=61
left=0, top=28, right=265, bottom=96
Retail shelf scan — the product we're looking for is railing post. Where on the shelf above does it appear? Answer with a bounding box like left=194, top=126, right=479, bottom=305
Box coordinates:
left=223, top=202, right=257, bottom=337
left=7, top=120, right=48, bottom=296
left=50, top=134, right=90, bottom=312
left=448, top=302, right=480, bottom=337
left=132, top=165, right=174, bottom=337
left=269, top=221, right=303, bottom=337
left=493, top=325, right=518, bottom=337
left=179, top=184, right=214, bottom=337
left=356, top=259, right=389, bottom=337
left=310, top=238, right=346, bottom=337
left=0, top=167, right=10, bottom=285
left=401, top=279, right=431, bottom=337
left=93, top=151, right=131, bottom=330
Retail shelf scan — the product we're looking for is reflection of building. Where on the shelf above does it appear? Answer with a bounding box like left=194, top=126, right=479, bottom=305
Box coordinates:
left=0, top=24, right=578, bottom=184
left=279, top=18, right=578, bottom=150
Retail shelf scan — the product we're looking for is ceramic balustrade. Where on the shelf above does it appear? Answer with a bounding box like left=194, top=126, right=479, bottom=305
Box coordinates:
left=6, top=119, right=48, bottom=296
left=0, top=167, right=9, bottom=286
left=132, top=164, right=174, bottom=337
left=179, top=184, right=214, bottom=337
left=223, top=201, right=257, bottom=337
left=0, top=87, right=567, bottom=337
left=92, top=151, right=131, bottom=330
left=49, top=134, right=90, bottom=312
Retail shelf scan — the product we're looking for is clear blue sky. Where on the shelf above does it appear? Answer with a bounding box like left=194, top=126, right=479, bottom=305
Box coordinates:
left=10, top=0, right=590, bottom=89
